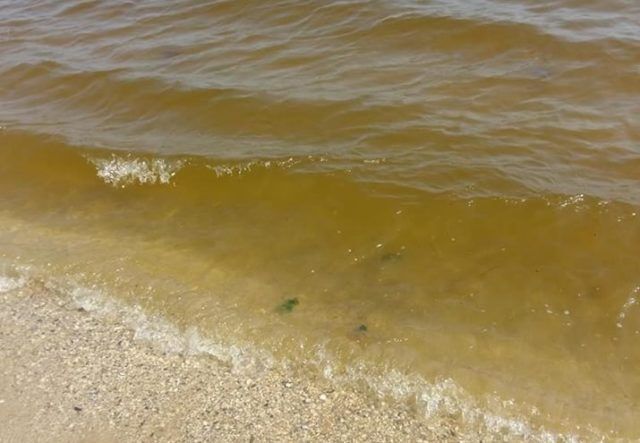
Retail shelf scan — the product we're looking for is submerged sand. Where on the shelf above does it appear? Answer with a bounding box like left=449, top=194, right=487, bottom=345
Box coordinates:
left=0, top=283, right=478, bottom=443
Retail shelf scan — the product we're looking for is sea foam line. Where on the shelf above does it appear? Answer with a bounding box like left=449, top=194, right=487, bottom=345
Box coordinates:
left=311, top=346, right=582, bottom=442
left=1, top=265, right=591, bottom=442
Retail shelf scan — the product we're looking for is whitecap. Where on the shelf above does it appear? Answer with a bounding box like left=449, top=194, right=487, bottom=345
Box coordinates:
left=88, top=155, right=184, bottom=187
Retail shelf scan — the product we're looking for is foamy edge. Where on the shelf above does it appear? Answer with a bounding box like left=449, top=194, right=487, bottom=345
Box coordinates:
left=0, top=265, right=592, bottom=442
left=87, top=155, right=184, bottom=187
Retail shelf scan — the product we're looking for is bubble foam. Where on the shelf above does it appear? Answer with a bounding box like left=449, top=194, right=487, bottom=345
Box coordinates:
left=88, top=155, right=184, bottom=187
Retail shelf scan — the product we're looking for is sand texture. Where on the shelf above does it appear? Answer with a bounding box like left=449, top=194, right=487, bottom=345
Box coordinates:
left=0, top=283, right=476, bottom=443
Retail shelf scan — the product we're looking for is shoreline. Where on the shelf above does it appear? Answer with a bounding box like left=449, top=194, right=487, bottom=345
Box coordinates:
left=0, top=282, right=467, bottom=442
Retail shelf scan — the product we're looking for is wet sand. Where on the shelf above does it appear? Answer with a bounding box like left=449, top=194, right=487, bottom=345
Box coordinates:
left=2, top=0, right=640, bottom=438
left=0, top=283, right=478, bottom=443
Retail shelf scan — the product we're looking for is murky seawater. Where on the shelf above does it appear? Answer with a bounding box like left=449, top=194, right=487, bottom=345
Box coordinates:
left=1, top=1, right=639, bottom=439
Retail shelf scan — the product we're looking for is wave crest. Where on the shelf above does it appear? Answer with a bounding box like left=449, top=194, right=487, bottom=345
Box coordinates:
left=88, top=155, right=184, bottom=187
left=207, top=157, right=302, bottom=178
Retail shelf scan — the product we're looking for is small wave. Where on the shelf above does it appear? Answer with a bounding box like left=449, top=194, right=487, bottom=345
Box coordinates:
left=47, top=278, right=276, bottom=375
left=88, top=155, right=184, bottom=187
left=207, top=157, right=301, bottom=178
left=68, top=284, right=584, bottom=441
left=0, top=263, right=601, bottom=441
left=312, top=347, right=582, bottom=442
left=558, top=194, right=586, bottom=208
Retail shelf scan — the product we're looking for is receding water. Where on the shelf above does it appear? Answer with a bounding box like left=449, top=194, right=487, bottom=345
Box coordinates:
left=1, top=0, right=640, bottom=439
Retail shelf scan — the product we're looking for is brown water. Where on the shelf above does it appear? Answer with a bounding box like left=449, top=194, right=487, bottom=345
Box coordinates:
left=1, top=1, right=640, bottom=440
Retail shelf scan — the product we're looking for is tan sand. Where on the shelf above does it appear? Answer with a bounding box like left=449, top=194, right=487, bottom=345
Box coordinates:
left=0, top=283, right=475, bottom=443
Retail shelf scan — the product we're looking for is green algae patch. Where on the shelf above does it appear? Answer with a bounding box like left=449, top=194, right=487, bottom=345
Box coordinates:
left=277, top=297, right=299, bottom=313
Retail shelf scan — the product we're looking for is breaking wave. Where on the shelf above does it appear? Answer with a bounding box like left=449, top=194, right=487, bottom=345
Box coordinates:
left=88, top=155, right=185, bottom=187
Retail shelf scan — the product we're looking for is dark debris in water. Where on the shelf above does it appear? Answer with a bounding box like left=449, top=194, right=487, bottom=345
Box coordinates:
left=277, top=297, right=299, bottom=313
left=356, top=324, right=368, bottom=332
left=380, top=251, right=403, bottom=262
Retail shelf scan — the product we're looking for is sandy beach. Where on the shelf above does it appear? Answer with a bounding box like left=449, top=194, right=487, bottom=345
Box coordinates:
left=2, top=0, right=640, bottom=439
left=0, top=282, right=475, bottom=443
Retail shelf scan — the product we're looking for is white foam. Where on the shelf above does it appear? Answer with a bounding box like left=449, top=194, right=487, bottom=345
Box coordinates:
left=0, top=265, right=594, bottom=441
left=616, top=286, right=639, bottom=328
left=208, top=157, right=300, bottom=178
left=559, top=194, right=585, bottom=208
left=311, top=346, right=582, bottom=442
left=0, top=275, right=26, bottom=293
left=63, top=283, right=274, bottom=374
left=88, top=155, right=183, bottom=187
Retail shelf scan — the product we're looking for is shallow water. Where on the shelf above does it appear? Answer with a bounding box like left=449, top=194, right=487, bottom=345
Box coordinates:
left=1, top=0, right=640, bottom=439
